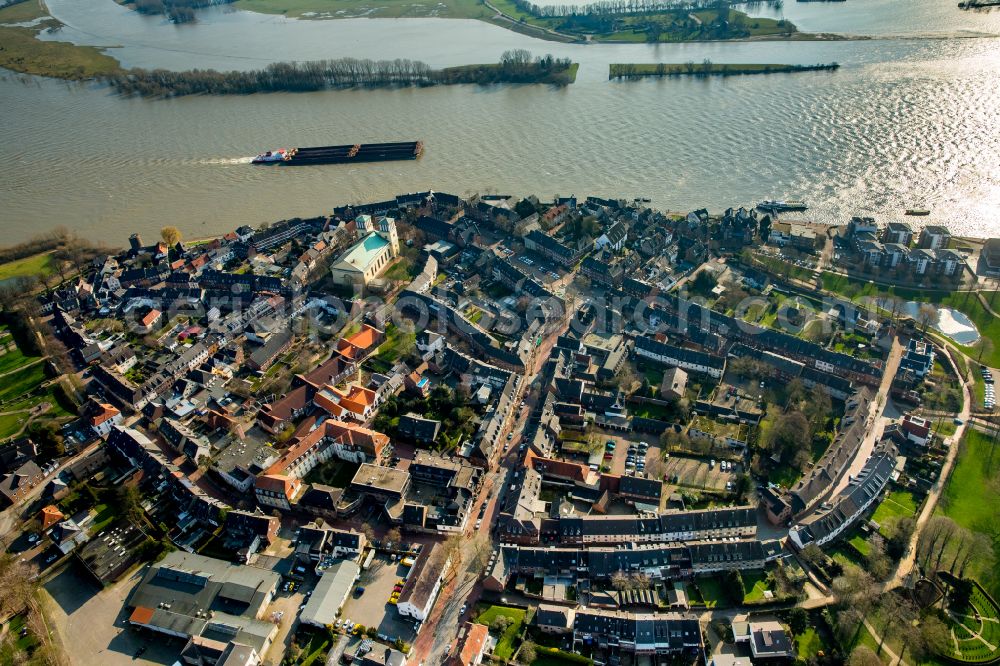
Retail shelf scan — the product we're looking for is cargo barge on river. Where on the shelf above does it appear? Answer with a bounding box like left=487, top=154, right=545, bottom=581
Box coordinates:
left=252, top=141, right=423, bottom=165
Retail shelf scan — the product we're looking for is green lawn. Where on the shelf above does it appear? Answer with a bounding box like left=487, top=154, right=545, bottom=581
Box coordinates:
left=936, top=582, right=1000, bottom=663
left=742, top=570, right=770, bottom=602
left=89, top=504, right=116, bottom=534
left=768, top=463, right=803, bottom=489
left=693, top=576, right=726, bottom=608
left=297, top=631, right=331, bottom=666
left=829, top=543, right=865, bottom=570
left=932, top=418, right=959, bottom=438
left=376, top=324, right=415, bottom=364
left=631, top=401, right=675, bottom=420
left=849, top=533, right=872, bottom=558
left=532, top=647, right=593, bottom=666
left=0, top=252, right=53, bottom=282
left=850, top=622, right=884, bottom=658
left=0, top=412, right=28, bottom=440
left=795, top=627, right=825, bottom=660
left=476, top=605, right=525, bottom=659
left=383, top=256, right=417, bottom=281
left=939, top=429, right=999, bottom=534
left=0, top=347, right=40, bottom=375
left=6, top=385, right=74, bottom=420
left=0, top=613, right=40, bottom=664
left=937, top=428, right=1000, bottom=599
left=821, top=273, right=1000, bottom=367
left=750, top=254, right=819, bottom=283
left=0, top=362, right=48, bottom=403
left=871, top=489, right=919, bottom=529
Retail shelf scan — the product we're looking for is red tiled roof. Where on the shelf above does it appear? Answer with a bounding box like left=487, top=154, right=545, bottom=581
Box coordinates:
left=336, top=324, right=382, bottom=360
left=265, top=420, right=389, bottom=477
left=40, top=505, right=64, bottom=530
left=89, top=402, right=120, bottom=427
left=141, top=309, right=161, bottom=327
left=524, top=449, right=589, bottom=483
left=255, top=474, right=300, bottom=499
left=455, top=623, right=489, bottom=666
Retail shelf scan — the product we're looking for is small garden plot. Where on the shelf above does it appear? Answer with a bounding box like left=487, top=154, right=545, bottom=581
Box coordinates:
left=871, top=489, right=919, bottom=529
left=476, top=605, right=526, bottom=659
left=741, top=570, right=770, bottom=602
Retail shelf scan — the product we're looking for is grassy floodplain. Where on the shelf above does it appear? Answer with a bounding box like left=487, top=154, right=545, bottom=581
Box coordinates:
left=1, top=0, right=826, bottom=82
left=234, top=0, right=800, bottom=43
left=234, top=0, right=492, bottom=19
left=610, top=62, right=840, bottom=79
left=0, top=0, right=120, bottom=79
left=0, top=251, right=54, bottom=282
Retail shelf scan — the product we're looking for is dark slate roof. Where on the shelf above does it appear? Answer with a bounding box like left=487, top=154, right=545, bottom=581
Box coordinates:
left=299, top=484, right=343, bottom=512
left=573, top=610, right=701, bottom=649
left=536, top=605, right=572, bottom=629
left=558, top=506, right=755, bottom=540
left=619, top=475, right=663, bottom=501
left=398, top=414, right=441, bottom=442
left=633, top=335, right=725, bottom=370
left=603, top=221, right=628, bottom=245
left=645, top=293, right=881, bottom=380
left=526, top=230, right=578, bottom=260
left=793, top=445, right=897, bottom=546
left=415, top=215, right=455, bottom=240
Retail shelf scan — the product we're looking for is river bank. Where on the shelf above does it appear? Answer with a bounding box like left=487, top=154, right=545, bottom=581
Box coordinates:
left=609, top=61, right=840, bottom=79
left=0, top=1, right=118, bottom=79
left=0, top=0, right=819, bottom=84
left=1, top=0, right=999, bottom=244
left=106, top=53, right=577, bottom=96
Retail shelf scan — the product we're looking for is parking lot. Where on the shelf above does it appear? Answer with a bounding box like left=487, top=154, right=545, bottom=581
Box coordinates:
left=981, top=365, right=994, bottom=410
left=42, top=563, right=179, bottom=666
left=340, top=554, right=418, bottom=643
left=599, top=431, right=659, bottom=477
left=663, top=455, right=738, bottom=492
left=262, top=578, right=311, bottom=665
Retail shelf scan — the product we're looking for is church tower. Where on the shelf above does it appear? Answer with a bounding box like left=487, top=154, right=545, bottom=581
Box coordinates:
left=354, top=214, right=371, bottom=238
left=377, top=216, right=399, bottom=257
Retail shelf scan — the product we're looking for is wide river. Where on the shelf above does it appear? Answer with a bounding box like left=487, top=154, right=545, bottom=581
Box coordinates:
left=1, top=0, right=999, bottom=244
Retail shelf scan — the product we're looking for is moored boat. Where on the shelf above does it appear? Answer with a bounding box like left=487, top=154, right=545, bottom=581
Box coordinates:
left=756, top=199, right=808, bottom=213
